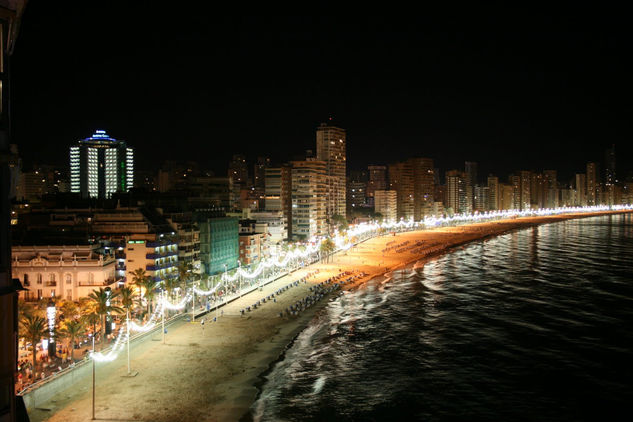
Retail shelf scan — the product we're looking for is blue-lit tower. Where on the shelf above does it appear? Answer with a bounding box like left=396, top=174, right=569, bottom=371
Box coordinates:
left=69, top=130, right=134, bottom=199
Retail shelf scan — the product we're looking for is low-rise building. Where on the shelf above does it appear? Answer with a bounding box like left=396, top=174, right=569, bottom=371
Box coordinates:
left=12, top=245, right=119, bottom=302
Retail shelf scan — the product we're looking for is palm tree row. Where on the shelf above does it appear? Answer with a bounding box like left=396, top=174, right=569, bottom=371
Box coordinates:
left=18, top=263, right=200, bottom=372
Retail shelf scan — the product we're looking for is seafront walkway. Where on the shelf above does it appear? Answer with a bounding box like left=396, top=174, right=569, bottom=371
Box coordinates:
left=26, top=208, right=633, bottom=421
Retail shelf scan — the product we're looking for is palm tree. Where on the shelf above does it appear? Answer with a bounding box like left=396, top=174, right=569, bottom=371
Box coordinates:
left=132, top=268, right=156, bottom=313
left=177, top=261, right=193, bottom=291
left=59, top=299, right=80, bottom=321
left=137, top=277, right=158, bottom=316
left=320, top=238, right=336, bottom=263
left=119, top=286, right=135, bottom=315
left=59, top=319, right=85, bottom=362
left=87, top=288, right=124, bottom=347
left=81, top=302, right=100, bottom=349
left=19, top=314, right=49, bottom=371
left=163, top=275, right=180, bottom=300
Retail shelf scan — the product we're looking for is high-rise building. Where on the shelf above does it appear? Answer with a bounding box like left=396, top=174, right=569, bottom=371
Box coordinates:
left=264, top=166, right=291, bottom=236
left=575, top=173, right=587, bottom=206
left=253, top=156, right=270, bottom=189
left=508, top=174, right=521, bottom=210
left=474, top=185, right=489, bottom=212
left=316, top=122, right=346, bottom=220
left=499, top=183, right=514, bottom=210
left=366, top=165, right=388, bottom=204
left=446, top=170, right=467, bottom=214
left=530, top=172, right=545, bottom=209
left=487, top=175, right=499, bottom=211
left=586, top=162, right=599, bottom=206
left=604, top=144, right=616, bottom=185
left=290, top=159, right=327, bottom=239
left=69, top=130, right=134, bottom=199
left=409, top=158, right=435, bottom=220
left=347, top=179, right=367, bottom=214
left=464, top=161, right=478, bottom=213
left=389, top=162, right=414, bottom=220
left=228, top=154, right=249, bottom=188
left=374, top=190, right=397, bottom=221
left=543, top=170, right=558, bottom=208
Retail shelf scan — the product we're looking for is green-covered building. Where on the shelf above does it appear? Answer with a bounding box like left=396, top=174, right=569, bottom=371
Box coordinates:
left=195, top=212, right=239, bottom=275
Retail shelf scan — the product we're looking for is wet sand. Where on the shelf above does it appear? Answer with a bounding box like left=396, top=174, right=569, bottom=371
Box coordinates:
left=32, top=210, right=629, bottom=422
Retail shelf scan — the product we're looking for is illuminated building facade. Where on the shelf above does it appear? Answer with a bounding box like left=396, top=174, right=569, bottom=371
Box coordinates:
left=586, top=162, right=598, bottom=206
left=316, top=122, right=346, bottom=220
left=374, top=190, right=397, bottom=221
left=366, top=165, right=387, bottom=205
left=69, top=130, right=134, bottom=199
left=446, top=170, right=467, bottom=214
left=290, top=159, right=327, bottom=239
left=389, top=162, right=414, bottom=220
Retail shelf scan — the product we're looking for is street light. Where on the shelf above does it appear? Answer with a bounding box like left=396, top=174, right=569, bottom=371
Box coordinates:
left=46, top=300, right=56, bottom=357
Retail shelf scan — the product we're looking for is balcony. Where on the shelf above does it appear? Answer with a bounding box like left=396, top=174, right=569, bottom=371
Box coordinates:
left=78, top=278, right=117, bottom=287
left=146, top=250, right=178, bottom=260
left=45, top=281, right=57, bottom=287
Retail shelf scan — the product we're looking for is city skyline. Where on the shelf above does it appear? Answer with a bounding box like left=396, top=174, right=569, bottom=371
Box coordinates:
left=9, top=6, right=632, bottom=180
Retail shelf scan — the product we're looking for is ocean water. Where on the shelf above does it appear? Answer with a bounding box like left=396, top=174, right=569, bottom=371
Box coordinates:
left=246, top=214, right=633, bottom=421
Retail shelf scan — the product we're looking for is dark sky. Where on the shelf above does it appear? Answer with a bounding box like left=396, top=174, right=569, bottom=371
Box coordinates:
left=9, top=6, right=632, bottom=182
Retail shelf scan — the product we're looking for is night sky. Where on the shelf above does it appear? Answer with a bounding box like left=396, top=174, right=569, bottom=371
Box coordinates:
left=9, top=6, right=632, bottom=182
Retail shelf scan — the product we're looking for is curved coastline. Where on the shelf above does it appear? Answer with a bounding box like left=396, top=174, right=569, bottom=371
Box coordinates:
left=239, top=210, right=633, bottom=421
left=33, top=210, right=632, bottom=422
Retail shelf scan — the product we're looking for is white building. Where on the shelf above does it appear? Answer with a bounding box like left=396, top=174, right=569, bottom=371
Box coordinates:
left=291, top=159, right=327, bottom=239
left=12, top=245, right=119, bottom=302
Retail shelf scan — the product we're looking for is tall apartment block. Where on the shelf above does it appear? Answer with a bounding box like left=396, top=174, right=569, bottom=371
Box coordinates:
left=264, top=166, right=291, bottom=237
left=586, top=162, right=598, bottom=206
left=487, top=175, right=499, bottom=210
left=409, top=158, right=435, bottom=220
left=366, top=165, right=388, bottom=205
left=604, top=144, right=616, bottom=185
left=543, top=170, right=558, bottom=208
left=374, top=190, right=397, bottom=221
left=446, top=170, right=467, bottom=214
left=228, top=154, right=249, bottom=188
left=464, top=161, right=478, bottom=213
left=69, top=130, right=134, bottom=199
left=575, top=173, right=587, bottom=206
left=316, top=122, right=346, bottom=220
left=519, top=170, right=532, bottom=210
left=389, top=162, right=414, bottom=220
left=290, top=159, right=327, bottom=239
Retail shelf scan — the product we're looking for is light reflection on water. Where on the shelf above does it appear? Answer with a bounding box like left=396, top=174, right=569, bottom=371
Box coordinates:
left=247, top=214, right=633, bottom=422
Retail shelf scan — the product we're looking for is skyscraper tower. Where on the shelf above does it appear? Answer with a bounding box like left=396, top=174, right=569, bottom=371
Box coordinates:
left=586, top=162, right=598, bottom=206
left=604, top=144, right=616, bottom=185
left=69, top=130, right=134, bottom=199
left=316, top=122, right=346, bottom=220
left=464, top=161, right=478, bottom=213
left=228, top=154, right=249, bottom=188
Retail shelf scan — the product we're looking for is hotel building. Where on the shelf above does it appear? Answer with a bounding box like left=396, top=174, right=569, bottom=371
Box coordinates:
left=69, top=130, right=134, bottom=199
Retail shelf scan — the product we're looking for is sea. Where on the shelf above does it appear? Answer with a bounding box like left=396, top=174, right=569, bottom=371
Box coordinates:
left=245, top=213, right=633, bottom=421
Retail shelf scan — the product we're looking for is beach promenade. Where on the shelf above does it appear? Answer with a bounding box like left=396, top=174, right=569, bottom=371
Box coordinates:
left=30, top=210, right=629, bottom=422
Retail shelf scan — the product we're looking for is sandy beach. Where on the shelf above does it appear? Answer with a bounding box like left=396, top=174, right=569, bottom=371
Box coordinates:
left=29, top=210, right=630, bottom=422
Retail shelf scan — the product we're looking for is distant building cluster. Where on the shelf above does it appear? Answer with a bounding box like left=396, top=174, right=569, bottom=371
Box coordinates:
left=6, top=122, right=633, bottom=305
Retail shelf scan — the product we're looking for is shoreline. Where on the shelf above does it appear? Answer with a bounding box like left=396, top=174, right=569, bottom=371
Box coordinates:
left=32, top=210, right=631, bottom=422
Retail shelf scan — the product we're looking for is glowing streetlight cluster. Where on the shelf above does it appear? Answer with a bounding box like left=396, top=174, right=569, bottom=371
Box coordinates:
left=88, top=204, right=632, bottom=363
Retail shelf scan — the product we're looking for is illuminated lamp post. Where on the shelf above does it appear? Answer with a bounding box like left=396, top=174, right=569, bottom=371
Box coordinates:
left=238, top=261, right=243, bottom=298
left=161, top=289, right=165, bottom=344
left=46, top=300, right=56, bottom=357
